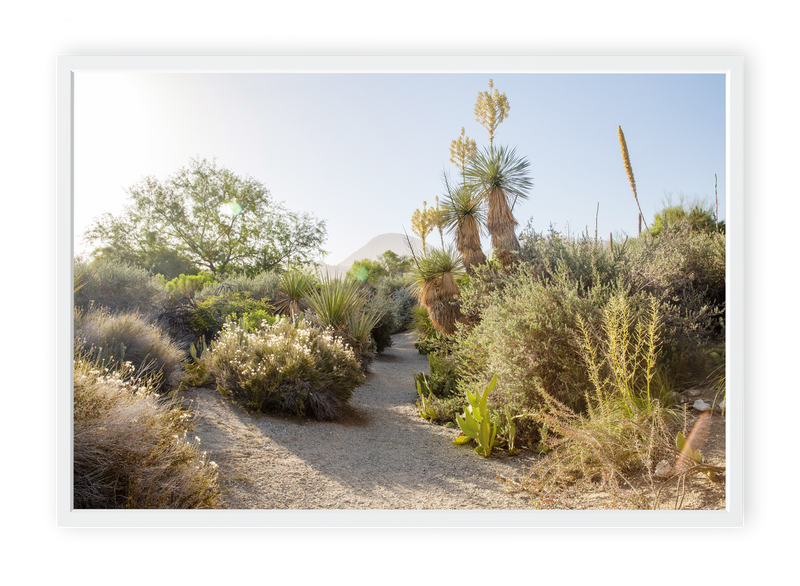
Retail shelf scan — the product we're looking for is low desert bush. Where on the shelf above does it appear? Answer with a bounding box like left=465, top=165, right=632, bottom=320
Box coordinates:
left=518, top=223, right=627, bottom=294
left=204, top=317, right=365, bottom=419
left=74, top=258, right=167, bottom=317
left=625, top=224, right=725, bottom=386
left=75, top=308, right=184, bottom=390
left=195, top=271, right=281, bottom=303
left=73, top=357, right=220, bottom=508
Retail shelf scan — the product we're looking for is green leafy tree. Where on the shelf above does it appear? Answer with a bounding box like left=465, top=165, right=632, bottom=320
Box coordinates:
left=650, top=201, right=724, bottom=236
left=84, top=158, right=327, bottom=276
left=346, top=258, right=389, bottom=285
left=378, top=250, right=412, bottom=277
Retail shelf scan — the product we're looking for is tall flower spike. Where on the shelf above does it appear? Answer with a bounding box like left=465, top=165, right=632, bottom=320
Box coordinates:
left=618, top=125, right=648, bottom=232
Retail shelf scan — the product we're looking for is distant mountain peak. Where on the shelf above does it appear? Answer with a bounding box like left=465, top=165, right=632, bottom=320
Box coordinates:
left=318, top=232, right=423, bottom=275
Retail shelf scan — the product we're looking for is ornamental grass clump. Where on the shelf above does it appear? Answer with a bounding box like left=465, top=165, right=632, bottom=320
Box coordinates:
left=204, top=317, right=365, bottom=420
left=73, top=356, right=220, bottom=509
left=75, top=308, right=184, bottom=391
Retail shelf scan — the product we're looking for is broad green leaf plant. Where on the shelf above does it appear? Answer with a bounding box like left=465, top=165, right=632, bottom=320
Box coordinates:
left=454, top=375, right=501, bottom=457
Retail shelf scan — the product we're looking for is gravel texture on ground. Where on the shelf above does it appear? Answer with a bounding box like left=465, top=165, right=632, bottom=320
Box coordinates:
left=177, top=332, right=537, bottom=509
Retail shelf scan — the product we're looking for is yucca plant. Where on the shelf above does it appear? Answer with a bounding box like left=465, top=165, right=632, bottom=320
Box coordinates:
left=442, top=182, right=487, bottom=274
left=305, top=275, right=384, bottom=364
left=465, top=145, right=532, bottom=267
left=305, top=276, right=368, bottom=332
left=407, top=245, right=466, bottom=335
left=274, top=270, right=314, bottom=319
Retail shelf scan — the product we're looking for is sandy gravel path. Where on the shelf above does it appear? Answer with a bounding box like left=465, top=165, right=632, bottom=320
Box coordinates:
left=177, top=332, right=536, bottom=509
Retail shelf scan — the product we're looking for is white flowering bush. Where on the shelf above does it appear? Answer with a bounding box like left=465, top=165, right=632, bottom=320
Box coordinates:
left=73, top=356, right=220, bottom=509
left=204, top=316, right=365, bottom=419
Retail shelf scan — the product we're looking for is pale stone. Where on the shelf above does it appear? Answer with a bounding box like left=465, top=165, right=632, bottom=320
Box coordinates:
left=654, top=460, right=673, bottom=478
left=693, top=399, right=712, bottom=412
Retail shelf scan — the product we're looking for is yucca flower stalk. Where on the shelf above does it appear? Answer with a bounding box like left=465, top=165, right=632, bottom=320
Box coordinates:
left=449, top=126, right=478, bottom=184
left=474, top=79, right=510, bottom=148
left=618, top=125, right=649, bottom=233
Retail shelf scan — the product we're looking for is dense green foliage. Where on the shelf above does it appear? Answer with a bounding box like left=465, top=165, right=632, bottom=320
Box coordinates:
left=190, top=291, right=275, bottom=342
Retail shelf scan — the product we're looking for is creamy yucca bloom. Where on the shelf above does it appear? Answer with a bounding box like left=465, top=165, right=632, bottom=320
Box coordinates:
left=474, top=79, right=510, bottom=147
left=449, top=126, right=478, bottom=181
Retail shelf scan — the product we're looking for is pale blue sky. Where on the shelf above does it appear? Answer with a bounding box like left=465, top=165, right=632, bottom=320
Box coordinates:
left=75, top=72, right=726, bottom=265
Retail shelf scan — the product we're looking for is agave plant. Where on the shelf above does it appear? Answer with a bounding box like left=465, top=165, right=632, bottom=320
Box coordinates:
left=442, top=182, right=486, bottom=274
left=407, top=245, right=465, bottom=336
left=465, top=145, right=532, bottom=267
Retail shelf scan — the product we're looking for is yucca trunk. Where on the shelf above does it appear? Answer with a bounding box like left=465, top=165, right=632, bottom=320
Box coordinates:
left=455, top=215, right=486, bottom=274
left=487, top=187, right=519, bottom=267
left=420, top=273, right=461, bottom=335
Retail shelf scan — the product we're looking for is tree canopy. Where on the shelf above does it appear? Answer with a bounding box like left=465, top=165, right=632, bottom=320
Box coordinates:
left=84, top=158, right=327, bottom=278
left=650, top=199, right=724, bottom=236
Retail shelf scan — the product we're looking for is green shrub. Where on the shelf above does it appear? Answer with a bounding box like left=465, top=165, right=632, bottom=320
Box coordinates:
left=75, top=308, right=184, bottom=390
left=456, top=267, right=604, bottom=421
left=205, top=317, right=365, bottom=420
left=628, top=223, right=725, bottom=326
left=518, top=223, right=627, bottom=295
left=388, top=286, right=417, bottom=332
left=190, top=291, right=275, bottom=342
left=623, top=223, right=725, bottom=389
left=74, top=258, right=167, bottom=317
left=73, top=356, right=220, bottom=508
left=195, top=271, right=281, bottom=303
left=165, top=272, right=215, bottom=300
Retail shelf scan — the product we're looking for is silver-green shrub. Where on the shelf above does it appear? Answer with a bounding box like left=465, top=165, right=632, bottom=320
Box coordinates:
left=74, top=258, right=167, bottom=318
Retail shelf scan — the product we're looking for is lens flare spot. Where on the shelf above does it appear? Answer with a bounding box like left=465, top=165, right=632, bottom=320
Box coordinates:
left=355, top=266, right=369, bottom=281
left=221, top=201, right=242, bottom=217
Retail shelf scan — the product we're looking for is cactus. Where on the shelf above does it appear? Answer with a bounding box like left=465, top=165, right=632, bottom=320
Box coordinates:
left=178, top=339, right=212, bottom=391
left=454, top=375, right=501, bottom=457
left=415, top=375, right=439, bottom=421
